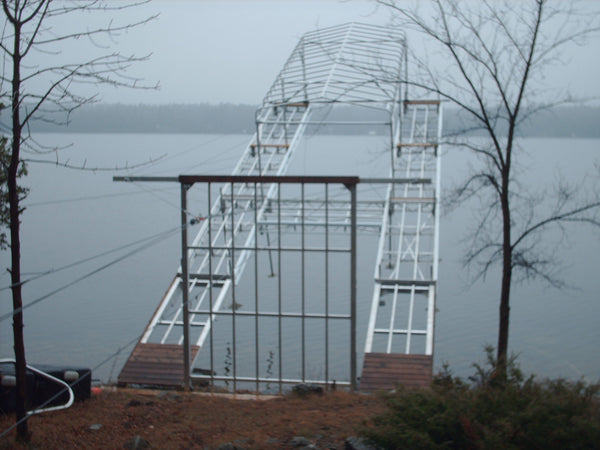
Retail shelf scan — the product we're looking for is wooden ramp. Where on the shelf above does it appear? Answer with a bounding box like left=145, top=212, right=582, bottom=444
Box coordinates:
left=118, top=343, right=199, bottom=388
left=360, top=353, right=433, bottom=392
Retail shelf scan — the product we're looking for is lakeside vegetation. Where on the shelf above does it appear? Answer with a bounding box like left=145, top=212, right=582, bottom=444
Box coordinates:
left=24, top=103, right=600, bottom=137
left=362, top=349, right=600, bottom=449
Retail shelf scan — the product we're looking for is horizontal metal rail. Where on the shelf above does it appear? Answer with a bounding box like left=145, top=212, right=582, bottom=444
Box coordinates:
left=188, top=244, right=351, bottom=253
left=187, top=310, right=351, bottom=319
left=191, top=373, right=351, bottom=387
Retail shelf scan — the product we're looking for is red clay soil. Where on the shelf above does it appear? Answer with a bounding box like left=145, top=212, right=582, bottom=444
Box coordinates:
left=0, top=388, right=386, bottom=449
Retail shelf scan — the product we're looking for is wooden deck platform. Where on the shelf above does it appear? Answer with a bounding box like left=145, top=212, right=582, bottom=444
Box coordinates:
left=118, top=343, right=199, bottom=388
left=360, top=353, right=433, bottom=392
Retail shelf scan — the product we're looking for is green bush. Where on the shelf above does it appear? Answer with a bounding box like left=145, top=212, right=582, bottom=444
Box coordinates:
left=361, top=348, right=600, bottom=449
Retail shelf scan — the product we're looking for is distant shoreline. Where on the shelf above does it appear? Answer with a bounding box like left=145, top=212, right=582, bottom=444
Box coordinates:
left=16, top=103, right=600, bottom=138
left=29, top=131, right=600, bottom=140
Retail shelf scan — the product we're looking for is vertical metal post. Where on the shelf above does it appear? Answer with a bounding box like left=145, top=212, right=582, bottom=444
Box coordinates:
left=349, top=183, right=357, bottom=391
left=428, top=102, right=443, bottom=356
left=301, top=183, right=306, bottom=383
left=277, top=183, right=283, bottom=394
left=208, top=183, right=215, bottom=391
left=388, top=127, right=395, bottom=269
left=403, top=40, right=409, bottom=104
left=180, top=182, right=191, bottom=391
left=324, top=184, right=329, bottom=387
left=230, top=182, right=237, bottom=392
left=254, top=182, right=260, bottom=393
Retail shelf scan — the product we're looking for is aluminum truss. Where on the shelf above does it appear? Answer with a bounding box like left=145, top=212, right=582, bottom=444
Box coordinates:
left=364, top=100, right=442, bottom=356
left=262, top=22, right=405, bottom=106
left=119, top=22, right=442, bottom=391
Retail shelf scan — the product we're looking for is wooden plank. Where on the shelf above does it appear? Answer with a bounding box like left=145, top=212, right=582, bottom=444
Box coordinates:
left=397, top=142, right=437, bottom=148
left=404, top=100, right=440, bottom=105
left=363, top=368, right=430, bottom=376
left=250, top=144, right=290, bottom=148
left=390, top=197, right=435, bottom=203
left=376, top=279, right=435, bottom=287
left=118, top=343, right=200, bottom=388
left=279, top=101, right=309, bottom=108
left=360, top=353, right=432, bottom=392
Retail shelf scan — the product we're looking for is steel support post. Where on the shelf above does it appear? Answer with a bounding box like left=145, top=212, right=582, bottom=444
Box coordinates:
left=208, top=184, right=215, bottom=390
left=349, top=183, right=357, bottom=391
left=180, top=183, right=191, bottom=391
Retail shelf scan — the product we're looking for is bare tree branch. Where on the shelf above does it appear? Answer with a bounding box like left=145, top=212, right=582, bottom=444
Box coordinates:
left=512, top=200, right=600, bottom=252
left=24, top=153, right=167, bottom=172
left=0, top=0, right=157, bottom=441
left=379, top=0, right=600, bottom=377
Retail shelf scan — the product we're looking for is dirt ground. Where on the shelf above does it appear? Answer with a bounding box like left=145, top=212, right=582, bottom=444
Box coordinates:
left=0, top=387, right=386, bottom=449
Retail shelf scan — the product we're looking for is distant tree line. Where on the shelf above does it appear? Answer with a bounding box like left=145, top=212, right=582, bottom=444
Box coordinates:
left=26, top=103, right=258, bottom=134
left=445, top=105, right=600, bottom=138
left=16, top=103, right=600, bottom=137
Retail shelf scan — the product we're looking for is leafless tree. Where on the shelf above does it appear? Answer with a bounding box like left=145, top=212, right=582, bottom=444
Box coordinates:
left=0, top=0, right=156, bottom=441
left=378, top=0, right=600, bottom=379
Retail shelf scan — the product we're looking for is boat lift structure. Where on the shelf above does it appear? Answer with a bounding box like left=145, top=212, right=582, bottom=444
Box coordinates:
left=117, top=23, right=442, bottom=392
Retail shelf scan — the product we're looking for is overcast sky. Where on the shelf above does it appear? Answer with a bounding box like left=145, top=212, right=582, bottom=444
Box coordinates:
left=45, top=0, right=600, bottom=105
left=100, top=0, right=392, bottom=104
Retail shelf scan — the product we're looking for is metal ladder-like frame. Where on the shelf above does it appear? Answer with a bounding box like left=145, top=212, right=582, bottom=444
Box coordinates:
left=139, top=102, right=312, bottom=349
left=365, top=100, right=442, bottom=356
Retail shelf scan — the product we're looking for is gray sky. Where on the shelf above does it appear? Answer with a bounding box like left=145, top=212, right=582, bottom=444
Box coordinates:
left=97, top=0, right=392, bottom=104
left=46, top=0, right=600, bottom=105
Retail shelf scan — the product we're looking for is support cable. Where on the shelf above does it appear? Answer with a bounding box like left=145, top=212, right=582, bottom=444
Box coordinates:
left=0, top=225, right=182, bottom=292
left=0, top=227, right=180, bottom=323
left=24, top=186, right=178, bottom=208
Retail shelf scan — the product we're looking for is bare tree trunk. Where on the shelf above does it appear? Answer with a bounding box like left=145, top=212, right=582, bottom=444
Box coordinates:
left=8, top=147, right=28, bottom=442
left=497, top=184, right=512, bottom=380
left=1, top=0, right=155, bottom=441
left=8, top=16, right=29, bottom=442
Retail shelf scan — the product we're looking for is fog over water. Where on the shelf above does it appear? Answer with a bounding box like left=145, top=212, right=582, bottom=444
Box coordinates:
left=1, top=132, right=598, bottom=384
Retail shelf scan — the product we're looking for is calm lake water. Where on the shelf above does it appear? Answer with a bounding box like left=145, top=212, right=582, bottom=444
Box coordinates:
left=1, top=133, right=598, bottom=384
